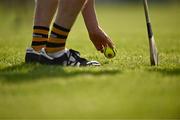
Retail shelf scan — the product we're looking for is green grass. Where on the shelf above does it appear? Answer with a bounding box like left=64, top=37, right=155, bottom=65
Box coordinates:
left=0, top=4, right=180, bottom=119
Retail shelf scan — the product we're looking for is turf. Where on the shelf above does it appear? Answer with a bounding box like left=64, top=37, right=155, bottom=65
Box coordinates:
left=0, top=4, right=180, bottom=119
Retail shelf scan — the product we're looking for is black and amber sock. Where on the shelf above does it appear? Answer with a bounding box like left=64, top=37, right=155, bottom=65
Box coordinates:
left=31, top=26, right=49, bottom=52
left=45, top=23, right=70, bottom=53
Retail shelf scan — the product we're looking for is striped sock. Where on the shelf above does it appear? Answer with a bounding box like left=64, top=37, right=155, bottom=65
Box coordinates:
left=31, top=26, right=49, bottom=52
left=46, top=23, right=70, bottom=53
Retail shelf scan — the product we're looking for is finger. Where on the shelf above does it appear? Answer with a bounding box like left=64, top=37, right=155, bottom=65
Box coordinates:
left=107, top=39, right=115, bottom=48
left=96, top=45, right=103, bottom=52
left=102, top=42, right=108, bottom=48
left=97, top=42, right=104, bottom=53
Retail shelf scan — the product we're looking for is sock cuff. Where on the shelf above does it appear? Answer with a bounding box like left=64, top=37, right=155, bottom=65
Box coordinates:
left=33, top=26, right=49, bottom=31
left=33, top=26, right=49, bottom=36
left=53, top=23, right=70, bottom=32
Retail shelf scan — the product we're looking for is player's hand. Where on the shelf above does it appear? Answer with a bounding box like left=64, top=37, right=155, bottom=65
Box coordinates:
left=88, top=27, right=114, bottom=53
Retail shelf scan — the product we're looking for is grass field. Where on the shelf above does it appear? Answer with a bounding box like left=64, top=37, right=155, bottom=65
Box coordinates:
left=0, top=4, right=180, bottom=119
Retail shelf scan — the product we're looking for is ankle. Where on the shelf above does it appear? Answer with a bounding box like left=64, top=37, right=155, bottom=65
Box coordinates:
left=46, top=48, right=68, bottom=58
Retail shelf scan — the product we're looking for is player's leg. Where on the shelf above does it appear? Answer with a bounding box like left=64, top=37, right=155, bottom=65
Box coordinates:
left=32, top=0, right=58, bottom=52
left=25, top=0, right=58, bottom=63
left=40, top=0, right=100, bottom=66
left=45, top=0, right=86, bottom=54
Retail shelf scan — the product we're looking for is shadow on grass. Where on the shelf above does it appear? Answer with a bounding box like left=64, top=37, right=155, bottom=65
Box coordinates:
left=0, top=63, right=121, bottom=83
left=148, top=67, right=180, bottom=76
